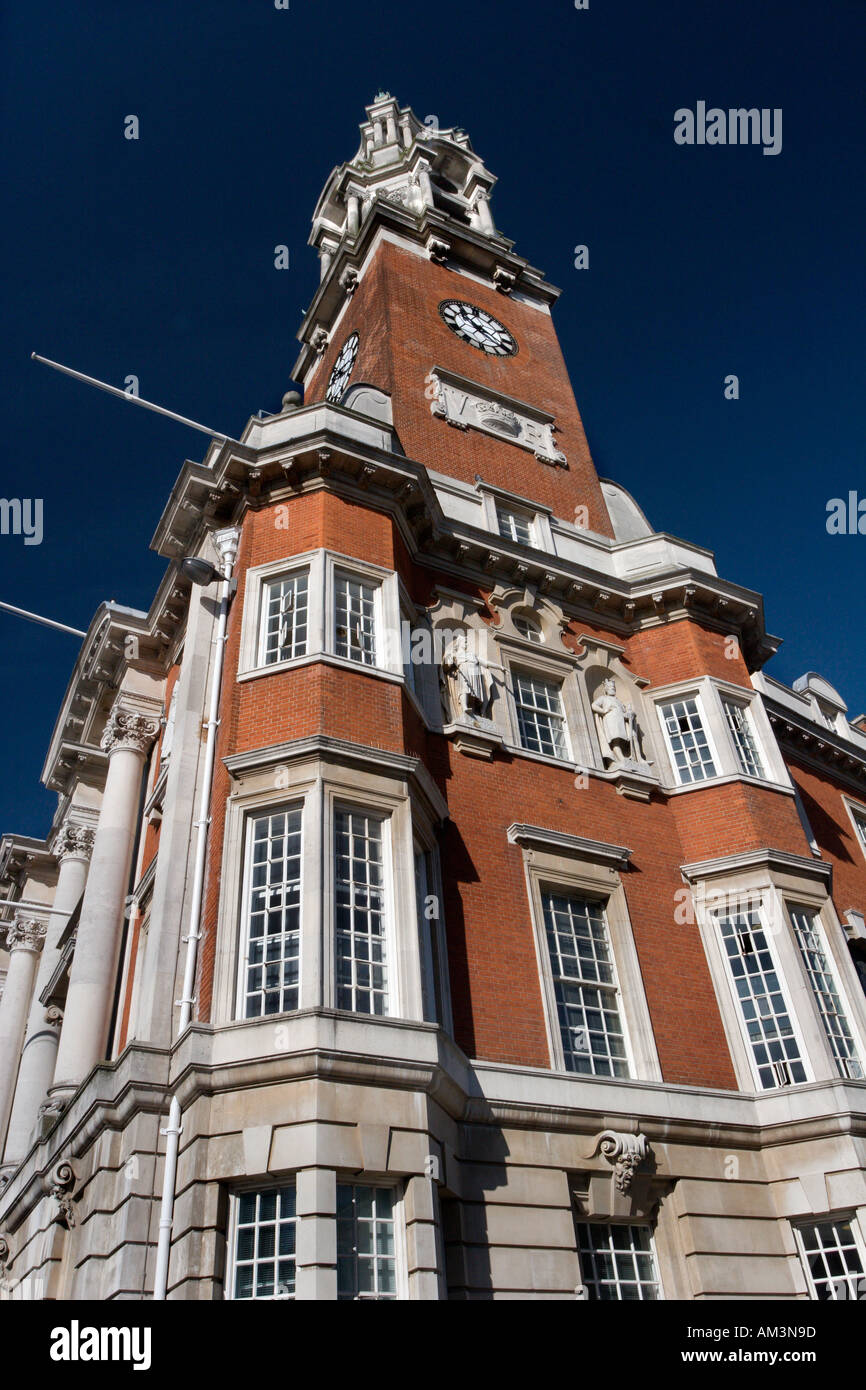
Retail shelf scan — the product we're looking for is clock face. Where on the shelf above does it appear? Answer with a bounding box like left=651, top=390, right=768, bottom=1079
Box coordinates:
left=438, top=300, right=518, bottom=357
left=326, top=332, right=359, bottom=402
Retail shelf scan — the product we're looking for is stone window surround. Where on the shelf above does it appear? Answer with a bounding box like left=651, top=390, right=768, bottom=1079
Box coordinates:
left=680, top=851, right=866, bottom=1094
left=650, top=676, right=789, bottom=794
left=498, top=642, right=594, bottom=773
left=508, top=825, right=663, bottom=1084
left=236, top=549, right=403, bottom=686
left=212, top=744, right=437, bottom=1029
left=224, top=1175, right=410, bottom=1302
left=841, top=793, right=866, bottom=868
left=411, top=823, right=454, bottom=1035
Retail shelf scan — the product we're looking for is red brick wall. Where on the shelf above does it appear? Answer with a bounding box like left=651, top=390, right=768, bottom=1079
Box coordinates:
left=304, top=241, right=614, bottom=537
left=786, top=754, right=866, bottom=919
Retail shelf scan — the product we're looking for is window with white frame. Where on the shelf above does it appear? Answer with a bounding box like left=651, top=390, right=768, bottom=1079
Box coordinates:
left=239, top=808, right=302, bottom=1019
left=334, top=809, right=389, bottom=1015
left=722, top=697, right=765, bottom=779
left=231, top=1186, right=297, bottom=1300
left=788, top=906, right=863, bottom=1080
left=543, top=890, right=629, bottom=1077
left=795, top=1219, right=866, bottom=1301
left=334, top=572, right=377, bottom=666
left=260, top=570, right=309, bottom=665
left=496, top=504, right=533, bottom=546
left=414, top=845, right=448, bottom=1027
left=850, top=806, right=866, bottom=856
left=715, top=906, right=807, bottom=1089
left=575, top=1223, right=661, bottom=1300
left=337, top=1184, right=399, bottom=1299
left=658, top=696, right=717, bottom=784
left=513, top=613, right=543, bottom=644
left=514, top=671, right=569, bottom=759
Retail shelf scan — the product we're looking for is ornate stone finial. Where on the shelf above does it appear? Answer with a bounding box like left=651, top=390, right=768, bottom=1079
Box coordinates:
left=44, top=1158, right=78, bottom=1228
left=6, top=918, right=48, bottom=953
left=100, top=707, right=160, bottom=757
left=593, top=1130, right=649, bottom=1193
left=374, top=89, right=391, bottom=102
left=55, top=823, right=95, bottom=863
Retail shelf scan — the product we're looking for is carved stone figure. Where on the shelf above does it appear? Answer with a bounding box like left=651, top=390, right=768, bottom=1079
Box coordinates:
left=592, top=678, right=650, bottom=770
left=442, top=632, right=490, bottom=719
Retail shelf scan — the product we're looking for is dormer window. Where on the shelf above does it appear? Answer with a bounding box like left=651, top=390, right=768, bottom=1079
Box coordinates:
left=496, top=505, right=533, bottom=546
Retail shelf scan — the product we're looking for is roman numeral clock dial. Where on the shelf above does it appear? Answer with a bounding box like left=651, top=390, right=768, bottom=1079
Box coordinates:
left=438, top=300, right=518, bottom=356
left=325, top=331, right=360, bottom=402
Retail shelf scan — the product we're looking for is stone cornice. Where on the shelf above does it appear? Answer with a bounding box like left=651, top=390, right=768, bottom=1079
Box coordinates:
left=148, top=420, right=778, bottom=670
left=680, top=847, right=833, bottom=885
left=764, top=702, right=866, bottom=790
left=224, top=734, right=449, bottom=823
left=293, top=199, right=556, bottom=382
left=507, top=823, right=632, bottom=867
left=2, top=1023, right=865, bottom=1233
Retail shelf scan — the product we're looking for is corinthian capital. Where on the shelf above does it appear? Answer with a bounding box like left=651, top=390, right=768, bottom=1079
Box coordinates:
left=6, top=918, right=48, bottom=953
left=100, top=705, right=160, bottom=757
left=54, top=823, right=96, bottom=863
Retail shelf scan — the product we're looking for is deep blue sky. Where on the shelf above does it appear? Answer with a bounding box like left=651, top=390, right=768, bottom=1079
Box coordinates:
left=1, top=0, right=863, bottom=838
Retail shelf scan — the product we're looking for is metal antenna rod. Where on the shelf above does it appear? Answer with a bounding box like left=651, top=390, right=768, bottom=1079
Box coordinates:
left=31, top=353, right=241, bottom=444
left=0, top=600, right=86, bottom=638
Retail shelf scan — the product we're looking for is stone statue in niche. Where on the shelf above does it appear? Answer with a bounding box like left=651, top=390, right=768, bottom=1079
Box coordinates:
left=442, top=631, right=491, bottom=720
left=592, top=677, right=652, bottom=771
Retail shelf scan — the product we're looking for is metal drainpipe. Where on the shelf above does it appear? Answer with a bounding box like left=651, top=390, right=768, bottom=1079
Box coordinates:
left=153, top=525, right=239, bottom=1300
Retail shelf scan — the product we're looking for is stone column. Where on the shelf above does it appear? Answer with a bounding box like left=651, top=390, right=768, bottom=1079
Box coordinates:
left=346, top=194, right=360, bottom=238
left=385, top=112, right=398, bottom=145
left=50, top=704, right=158, bottom=1101
left=2, top=825, right=93, bottom=1168
left=0, top=917, right=48, bottom=1158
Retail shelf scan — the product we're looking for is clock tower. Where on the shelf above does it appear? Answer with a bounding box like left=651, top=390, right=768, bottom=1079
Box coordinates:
left=293, top=92, right=614, bottom=534
left=2, top=95, right=865, bottom=1304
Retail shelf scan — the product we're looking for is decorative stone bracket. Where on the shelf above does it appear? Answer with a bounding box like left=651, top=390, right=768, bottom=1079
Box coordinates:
left=573, top=1129, right=672, bottom=1223
left=42, top=1158, right=79, bottom=1229
left=593, top=1130, right=648, bottom=1193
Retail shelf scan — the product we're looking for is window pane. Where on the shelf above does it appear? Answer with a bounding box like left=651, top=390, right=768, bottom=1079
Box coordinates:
left=789, top=906, right=863, bottom=1080
left=717, top=908, right=806, bottom=1089
left=515, top=672, right=567, bottom=759
left=543, top=891, right=629, bottom=1078
left=242, top=809, right=302, bottom=1019
left=496, top=505, right=532, bottom=546
left=576, top=1223, right=660, bottom=1300
left=659, top=697, right=716, bottom=783
left=723, top=698, right=765, bottom=779
left=232, top=1186, right=296, bottom=1300
left=334, top=810, right=388, bottom=1015
left=335, top=574, right=377, bottom=666
left=336, top=1184, right=399, bottom=1300
left=797, top=1219, right=865, bottom=1300
left=262, top=572, right=309, bottom=664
